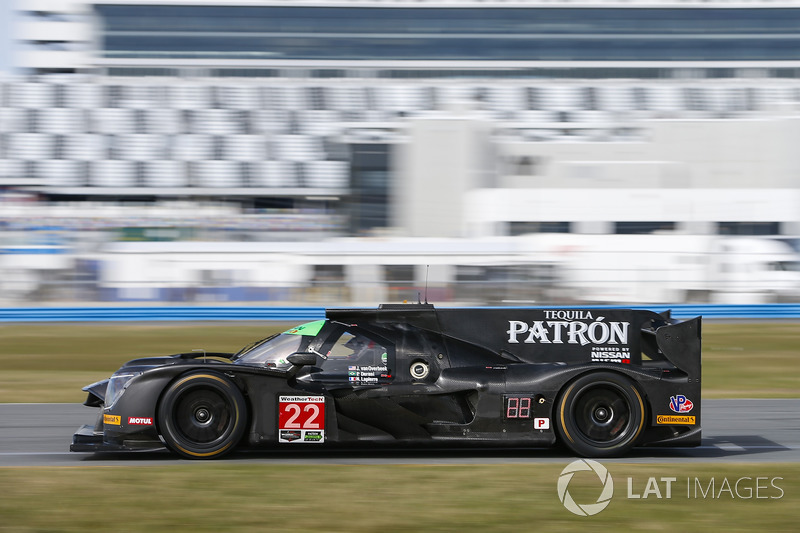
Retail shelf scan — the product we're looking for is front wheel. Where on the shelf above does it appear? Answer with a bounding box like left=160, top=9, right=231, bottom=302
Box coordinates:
left=158, top=372, right=247, bottom=459
left=555, top=372, right=645, bottom=458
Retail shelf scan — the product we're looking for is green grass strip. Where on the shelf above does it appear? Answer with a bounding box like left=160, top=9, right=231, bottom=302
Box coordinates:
left=1, top=463, right=797, bottom=532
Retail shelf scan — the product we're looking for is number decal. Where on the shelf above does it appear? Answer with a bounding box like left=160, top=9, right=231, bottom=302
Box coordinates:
left=278, top=396, right=325, bottom=443
left=284, top=404, right=302, bottom=428
left=303, top=403, right=321, bottom=429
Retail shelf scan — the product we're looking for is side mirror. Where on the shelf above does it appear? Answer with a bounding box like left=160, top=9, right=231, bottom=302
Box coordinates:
left=287, top=352, right=318, bottom=367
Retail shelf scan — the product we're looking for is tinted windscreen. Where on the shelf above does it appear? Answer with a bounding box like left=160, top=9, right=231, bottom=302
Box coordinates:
left=235, top=334, right=304, bottom=367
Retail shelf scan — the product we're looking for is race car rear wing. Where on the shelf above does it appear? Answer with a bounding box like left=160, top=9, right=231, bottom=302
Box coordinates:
left=650, top=316, right=702, bottom=378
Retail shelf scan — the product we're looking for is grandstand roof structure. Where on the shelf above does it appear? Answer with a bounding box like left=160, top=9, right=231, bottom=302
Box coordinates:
left=16, top=0, right=800, bottom=77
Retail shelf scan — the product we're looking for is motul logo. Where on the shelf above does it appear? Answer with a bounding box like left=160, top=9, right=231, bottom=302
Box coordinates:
left=128, top=417, right=153, bottom=425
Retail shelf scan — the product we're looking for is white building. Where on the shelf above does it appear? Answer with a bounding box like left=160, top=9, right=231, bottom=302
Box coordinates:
left=4, top=0, right=800, bottom=239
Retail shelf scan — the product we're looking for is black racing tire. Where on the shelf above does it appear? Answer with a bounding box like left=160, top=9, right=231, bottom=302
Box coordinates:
left=158, top=372, right=247, bottom=459
left=555, top=372, right=645, bottom=458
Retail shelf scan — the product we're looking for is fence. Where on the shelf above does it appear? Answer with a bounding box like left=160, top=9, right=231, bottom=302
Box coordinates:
left=1, top=304, right=799, bottom=322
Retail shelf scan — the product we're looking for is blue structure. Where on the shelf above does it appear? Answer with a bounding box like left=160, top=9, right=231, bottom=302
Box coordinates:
left=1, top=304, right=799, bottom=322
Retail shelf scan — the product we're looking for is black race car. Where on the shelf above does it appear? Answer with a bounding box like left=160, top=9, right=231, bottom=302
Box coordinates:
left=71, top=303, right=701, bottom=459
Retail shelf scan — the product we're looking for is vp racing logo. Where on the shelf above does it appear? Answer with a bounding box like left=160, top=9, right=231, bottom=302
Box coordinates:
left=669, top=394, right=694, bottom=413
left=557, top=459, right=614, bottom=516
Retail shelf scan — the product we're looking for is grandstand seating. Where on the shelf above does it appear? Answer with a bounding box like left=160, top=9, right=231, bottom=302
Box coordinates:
left=2, top=77, right=800, bottom=190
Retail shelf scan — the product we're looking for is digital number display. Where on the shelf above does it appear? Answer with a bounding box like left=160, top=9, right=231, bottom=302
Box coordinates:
left=504, top=396, right=533, bottom=419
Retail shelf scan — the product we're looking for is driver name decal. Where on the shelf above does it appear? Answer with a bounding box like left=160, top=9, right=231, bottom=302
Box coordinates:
left=348, top=365, right=391, bottom=385
left=278, top=396, right=325, bottom=443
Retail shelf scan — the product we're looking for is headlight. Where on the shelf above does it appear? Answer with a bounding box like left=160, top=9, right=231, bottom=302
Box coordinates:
left=105, top=372, right=141, bottom=408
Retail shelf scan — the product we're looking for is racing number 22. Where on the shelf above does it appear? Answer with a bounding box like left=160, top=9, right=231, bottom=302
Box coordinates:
left=278, top=396, right=326, bottom=432
left=278, top=395, right=326, bottom=444
left=282, top=403, right=321, bottom=429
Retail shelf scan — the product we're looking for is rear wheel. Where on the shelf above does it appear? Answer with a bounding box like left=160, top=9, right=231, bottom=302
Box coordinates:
left=556, top=372, right=645, bottom=458
left=158, top=372, right=247, bottom=459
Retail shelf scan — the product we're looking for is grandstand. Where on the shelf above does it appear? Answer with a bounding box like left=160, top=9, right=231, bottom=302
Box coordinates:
left=3, top=76, right=800, bottom=237
left=2, top=0, right=800, bottom=239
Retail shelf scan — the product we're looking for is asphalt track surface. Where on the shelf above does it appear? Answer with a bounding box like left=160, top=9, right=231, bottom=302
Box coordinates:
left=1, top=399, right=798, bottom=466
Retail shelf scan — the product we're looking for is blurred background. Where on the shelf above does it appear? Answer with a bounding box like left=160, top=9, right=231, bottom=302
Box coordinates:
left=1, top=0, right=800, bottom=308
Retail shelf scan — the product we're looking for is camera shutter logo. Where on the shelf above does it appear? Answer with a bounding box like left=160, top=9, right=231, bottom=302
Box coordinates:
left=557, top=459, right=614, bottom=516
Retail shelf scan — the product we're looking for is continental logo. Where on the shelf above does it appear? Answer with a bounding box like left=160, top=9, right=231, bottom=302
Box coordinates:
left=103, top=414, right=121, bottom=425
left=657, top=414, right=696, bottom=425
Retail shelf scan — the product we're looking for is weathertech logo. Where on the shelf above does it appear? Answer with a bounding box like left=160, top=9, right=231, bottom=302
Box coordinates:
left=657, top=415, right=696, bottom=425
left=128, top=417, right=153, bottom=425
